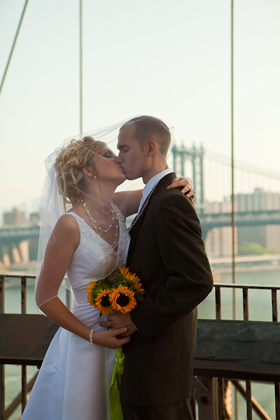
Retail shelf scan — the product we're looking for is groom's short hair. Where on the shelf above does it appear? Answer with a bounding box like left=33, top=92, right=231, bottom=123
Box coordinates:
left=121, top=115, right=171, bottom=156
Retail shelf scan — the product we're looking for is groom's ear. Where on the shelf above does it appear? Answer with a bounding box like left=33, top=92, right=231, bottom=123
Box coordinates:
left=146, top=140, right=157, bottom=156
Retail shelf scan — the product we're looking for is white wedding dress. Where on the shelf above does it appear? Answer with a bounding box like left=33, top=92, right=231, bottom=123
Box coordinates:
left=22, top=205, right=130, bottom=420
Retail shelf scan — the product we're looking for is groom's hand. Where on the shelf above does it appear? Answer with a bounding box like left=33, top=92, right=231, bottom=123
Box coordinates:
left=99, top=313, right=137, bottom=337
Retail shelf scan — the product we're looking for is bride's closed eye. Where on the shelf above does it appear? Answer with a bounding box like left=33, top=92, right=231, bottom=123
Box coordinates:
left=102, top=150, right=115, bottom=158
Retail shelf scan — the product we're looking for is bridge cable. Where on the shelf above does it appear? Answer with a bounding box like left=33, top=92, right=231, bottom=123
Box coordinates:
left=79, top=0, right=83, bottom=133
left=0, top=0, right=29, bottom=97
left=231, top=0, right=237, bottom=318
left=205, top=151, right=280, bottom=179
left=231, top=7, right=239, bottom=417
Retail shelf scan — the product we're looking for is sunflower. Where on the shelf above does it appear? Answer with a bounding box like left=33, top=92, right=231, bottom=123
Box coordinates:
left=119, top=266, right=130, bottom=278
left=110, top=285, right=137, bottom=314
left=86, top=281, right=97, bottom=305
left=119, top=266, right=138, bottom=281
left=130, top=280, right=145, bottom=295
left=95, top=289, right=114, bottom=315
left=118, top=266, right=145, bottom=295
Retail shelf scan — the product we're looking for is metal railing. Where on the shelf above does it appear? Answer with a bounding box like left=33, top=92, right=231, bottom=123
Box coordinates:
left=193, top=282, right=280, bottom=420
left=1, top=274, right=280, bottom=419
left=214, top=283, right=279, bottom=322
left=0, top=273, right=72, bottom=420
left=0, top=273, right=36, bottom=420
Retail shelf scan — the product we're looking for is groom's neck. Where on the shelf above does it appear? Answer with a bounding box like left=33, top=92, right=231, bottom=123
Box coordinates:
left=142, top=161, right=168, bottom=184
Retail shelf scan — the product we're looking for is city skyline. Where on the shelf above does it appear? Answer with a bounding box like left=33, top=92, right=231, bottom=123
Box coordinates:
left=2, top=182, right=280, bottom=225
left=2, top=186, right=280, bottom=271
left=1, top=143, right=280, bottom=225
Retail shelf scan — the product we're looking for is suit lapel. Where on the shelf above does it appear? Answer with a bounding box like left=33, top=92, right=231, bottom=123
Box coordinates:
left=127, top=172, right=176, bottom=265
left=127, top=200, right=149, bottom=265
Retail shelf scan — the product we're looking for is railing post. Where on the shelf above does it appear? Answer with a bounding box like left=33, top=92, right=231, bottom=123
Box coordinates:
left=215, top=286, right=221, bottom=320
left=21, top=276, right=27, bottom=315
left=0, top=275, right=4, bottom=314
left=243, top=287, right=249, bottom=321
left=66, top=288, right=72, bottom=309
left=246, top=380, right=253, bottom=420
left=0, top=275, right=5, bottom=420
left=218, top=377, right=225, bottom=419
left=21, top=276, right=27, bottom=412
left=275, top=382, right=280, bottom=420
left=272, top=289, right=278, bottom=322
left=192, top=376, right=218, bottom=420
left=0, top=365, right=4, bottom=420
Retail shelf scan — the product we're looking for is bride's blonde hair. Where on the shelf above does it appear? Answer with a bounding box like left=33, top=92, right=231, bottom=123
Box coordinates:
left=54, top=136, right=106, bottom=207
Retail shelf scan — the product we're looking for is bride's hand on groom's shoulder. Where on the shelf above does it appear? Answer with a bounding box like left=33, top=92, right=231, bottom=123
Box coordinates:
left=167, top=176, right=196, bottom=202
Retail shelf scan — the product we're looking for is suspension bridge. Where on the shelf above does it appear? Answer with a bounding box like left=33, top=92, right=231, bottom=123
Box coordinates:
left=173, top=144, right=280, bottom=241
left=1, top=145, right=280, bottom=264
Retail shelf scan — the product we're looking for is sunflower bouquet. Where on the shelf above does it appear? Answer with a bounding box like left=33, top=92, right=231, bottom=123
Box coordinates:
left=86, top=266, right=145, bottom=316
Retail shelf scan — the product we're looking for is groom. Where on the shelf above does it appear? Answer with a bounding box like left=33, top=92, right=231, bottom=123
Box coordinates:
left=101, top=116, right=213, bottom=419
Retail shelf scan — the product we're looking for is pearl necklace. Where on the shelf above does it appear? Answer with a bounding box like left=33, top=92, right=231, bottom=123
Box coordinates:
left=81, top=200, right=119, bottom=248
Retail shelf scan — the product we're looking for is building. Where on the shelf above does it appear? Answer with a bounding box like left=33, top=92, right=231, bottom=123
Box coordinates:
left=3, top=208, right=26, bottom=226
left=204, top=200, right=237, bottom=258
left=236, top=188, right=280, bottom=253
left=204, top=188, right=280, bottom=257
left=29, top=212, right=40, bottom=225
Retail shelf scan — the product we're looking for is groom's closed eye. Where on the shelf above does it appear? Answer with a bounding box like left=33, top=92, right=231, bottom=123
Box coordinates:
left=118, top=146, right=129, bottom=153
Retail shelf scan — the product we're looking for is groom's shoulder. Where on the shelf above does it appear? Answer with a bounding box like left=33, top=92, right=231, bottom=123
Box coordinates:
left=157, top=185, right=194, bottom=209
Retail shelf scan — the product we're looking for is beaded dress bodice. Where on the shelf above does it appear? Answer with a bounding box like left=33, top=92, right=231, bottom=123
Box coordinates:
left=66, top=203, right=130, bottom=304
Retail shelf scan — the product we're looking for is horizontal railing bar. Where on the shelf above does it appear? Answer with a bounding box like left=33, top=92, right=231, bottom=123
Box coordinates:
left=0, top=274, right=36, bottom=279
left=213, top=283, right=280, bottom=291
left=1, top=274, right=280, bottom=291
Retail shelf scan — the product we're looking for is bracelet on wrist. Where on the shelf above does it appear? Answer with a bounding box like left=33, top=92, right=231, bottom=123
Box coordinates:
left=89, top=329, right=95, bottom=347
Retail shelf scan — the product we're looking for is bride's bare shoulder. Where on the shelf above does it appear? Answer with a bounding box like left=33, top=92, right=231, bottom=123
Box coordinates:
left=54, top=213, right=80, bottom=234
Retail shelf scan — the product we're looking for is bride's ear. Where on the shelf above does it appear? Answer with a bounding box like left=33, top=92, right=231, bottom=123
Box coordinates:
left=82, top=166, right=95, bottom=178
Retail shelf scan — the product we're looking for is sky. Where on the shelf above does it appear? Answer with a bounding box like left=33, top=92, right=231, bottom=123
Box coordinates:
left=0, top=0, right=280, bottom=219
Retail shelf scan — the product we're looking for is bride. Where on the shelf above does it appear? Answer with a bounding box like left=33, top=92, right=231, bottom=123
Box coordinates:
left=21, top=130, right=195, bottom=420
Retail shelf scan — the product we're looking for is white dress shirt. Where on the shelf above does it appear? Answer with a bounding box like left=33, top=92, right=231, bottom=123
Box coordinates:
left=138, top=168, right=173, bottom=213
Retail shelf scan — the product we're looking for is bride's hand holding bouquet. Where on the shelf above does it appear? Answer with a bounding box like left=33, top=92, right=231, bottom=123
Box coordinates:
left=87, top=266, right=145, bottom=336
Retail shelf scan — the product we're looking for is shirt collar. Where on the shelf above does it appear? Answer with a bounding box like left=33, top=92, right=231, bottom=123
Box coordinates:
left=138, top=168, right=173, bottom=212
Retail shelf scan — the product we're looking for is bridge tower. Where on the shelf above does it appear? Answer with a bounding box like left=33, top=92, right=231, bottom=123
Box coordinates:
left=172, top=144, right=205, bottom=213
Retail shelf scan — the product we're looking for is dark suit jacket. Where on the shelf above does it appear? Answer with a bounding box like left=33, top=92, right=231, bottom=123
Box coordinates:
left=120, top=172, right=213, bottom=407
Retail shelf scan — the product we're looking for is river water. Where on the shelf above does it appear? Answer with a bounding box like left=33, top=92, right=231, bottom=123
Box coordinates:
left=4, top=268, right=280, bottom=419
